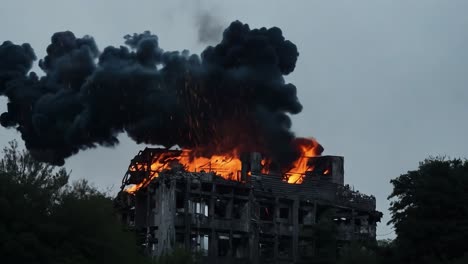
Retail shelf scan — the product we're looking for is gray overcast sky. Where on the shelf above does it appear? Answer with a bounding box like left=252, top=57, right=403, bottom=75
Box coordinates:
left=1, top=0, right=467, bottom=238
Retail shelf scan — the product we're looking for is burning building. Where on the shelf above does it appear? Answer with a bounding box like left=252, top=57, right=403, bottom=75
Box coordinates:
left=1, top=20, right=382, bottom=263
left=117, top=145, right=382, bottom=264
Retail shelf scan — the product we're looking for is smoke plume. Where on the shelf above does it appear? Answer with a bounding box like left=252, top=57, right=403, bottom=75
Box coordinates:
left=0, top=21, right=315, bottom=168
left=195, top=11, right=224, bottom=44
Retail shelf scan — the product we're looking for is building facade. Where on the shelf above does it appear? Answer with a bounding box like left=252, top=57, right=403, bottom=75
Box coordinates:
left=116, top=148, right=382, bottom=264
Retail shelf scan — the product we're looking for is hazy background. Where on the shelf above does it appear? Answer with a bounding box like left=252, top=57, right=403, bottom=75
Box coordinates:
left=1, top=0, right=468, bottom=238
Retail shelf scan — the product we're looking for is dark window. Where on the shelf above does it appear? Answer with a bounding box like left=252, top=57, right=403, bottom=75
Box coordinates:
left=214, top=199, right=228, bottom=218
left=176, top=192, right=184, bottom=209
left=260, top=205, right=274, bottom=221
left=279, top=207, right=289, bottom=219
left=218, top=235, right=230, bottom=256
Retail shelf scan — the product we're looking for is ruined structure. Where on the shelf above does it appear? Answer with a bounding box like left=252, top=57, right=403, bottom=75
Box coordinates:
left=117, top=148, right=382, bottom=264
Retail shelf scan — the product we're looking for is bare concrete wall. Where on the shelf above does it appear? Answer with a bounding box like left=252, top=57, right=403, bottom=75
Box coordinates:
left=152, top=178, right=177, bottom=256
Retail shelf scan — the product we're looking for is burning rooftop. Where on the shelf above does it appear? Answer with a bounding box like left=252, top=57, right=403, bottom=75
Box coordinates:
left=122, top=137, right=323, bottom=194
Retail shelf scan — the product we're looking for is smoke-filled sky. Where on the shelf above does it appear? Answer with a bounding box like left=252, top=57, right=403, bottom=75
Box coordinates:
left=1, top=0, right=467, bottom=238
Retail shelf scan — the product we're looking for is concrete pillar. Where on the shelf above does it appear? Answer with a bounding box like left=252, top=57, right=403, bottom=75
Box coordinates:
left=209, top=183, right=216, bottom=257
left=229, top=230, right=233, bottom=257
left=240, top=153, right=250, bottom=182
left=351, top=209, right=355, bottom=241
left=273, top=197, right=279, bottom=261
left=248, top=188, right=258, bottom=263
left=184, top=178, right=191, bottom=251
left=211, top=231, right=218, bottom=258
left=145, top=185, right=152, bottom=255
left=250, top=152, right=262, bottom=174
left=226, top=196, right=233, bottom=219
left=292, top=197, right=299, bottom=262
left=313, top=200, right=317, bottom=224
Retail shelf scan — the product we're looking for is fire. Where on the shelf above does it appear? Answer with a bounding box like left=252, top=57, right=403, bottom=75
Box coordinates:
left=125, top=137, right=323, bottom=194
left=284, top=138, right=323, bottom=184
left=125, top=150, right=242, bottom=193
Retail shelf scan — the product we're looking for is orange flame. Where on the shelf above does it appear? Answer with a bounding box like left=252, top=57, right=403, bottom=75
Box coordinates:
left=284, top=138, right=323, bottom=184
left=125, top=137, right=323, bottom=194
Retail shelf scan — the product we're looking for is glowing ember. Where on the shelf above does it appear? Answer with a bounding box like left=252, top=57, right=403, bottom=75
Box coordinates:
left=125, top=137, right=324, bottom=194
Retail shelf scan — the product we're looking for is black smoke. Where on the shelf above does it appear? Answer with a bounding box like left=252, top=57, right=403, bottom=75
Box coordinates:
left=0, top=21, right=310, bottom=168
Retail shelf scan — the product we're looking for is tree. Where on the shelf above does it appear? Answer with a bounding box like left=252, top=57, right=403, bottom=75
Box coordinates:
left=0, top=141, right=69, bottom=263
left=388, top=157, right=468, bottom=263
left=155, top=248, right=195, bottom=264
left=337, top=242, right=379, bottom=264
left=0, top=141, right=149, bottom=264
left=311, top=209, right=339, bottom=263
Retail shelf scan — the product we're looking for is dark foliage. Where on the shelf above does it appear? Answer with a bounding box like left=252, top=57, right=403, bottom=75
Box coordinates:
left=314, top=209, right=339, bottom=263
left=388, top=157, right=468, bottom=263
left=0, top=141, right=148, bottom=264
left=154, top=248, right=196, bottom=264
left=337, top=157, right=468, bottom=264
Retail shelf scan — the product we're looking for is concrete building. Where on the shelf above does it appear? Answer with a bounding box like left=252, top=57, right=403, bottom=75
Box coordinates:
left=116, top=148, right=382, bottom=264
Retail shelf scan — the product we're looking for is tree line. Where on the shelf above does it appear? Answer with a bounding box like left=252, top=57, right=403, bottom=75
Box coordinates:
left=0, top=141, right=467, bottom=263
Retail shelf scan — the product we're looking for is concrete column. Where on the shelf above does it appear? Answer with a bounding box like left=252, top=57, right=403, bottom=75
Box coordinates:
left=210, top=231, right=218, bottom=258
left=184, top=178, right=191, bottom=251
left=351, top=209, right=355, bottom=241
left=209, top=183, right=216, bottom=257
left=248, top=188, right=258, bottom=263
left=313, top=200, right=317, bottom=224
left=292, top=197, right=299, bottom=262
left=273, top=197, right=279, bottom=261
left=229, top=230, right=233, bottom=257
left=311, top=202, right=320, bottom=257
left=145, top=185, right=151, bottom=255
left=226, top=198, right=233, bottom=219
